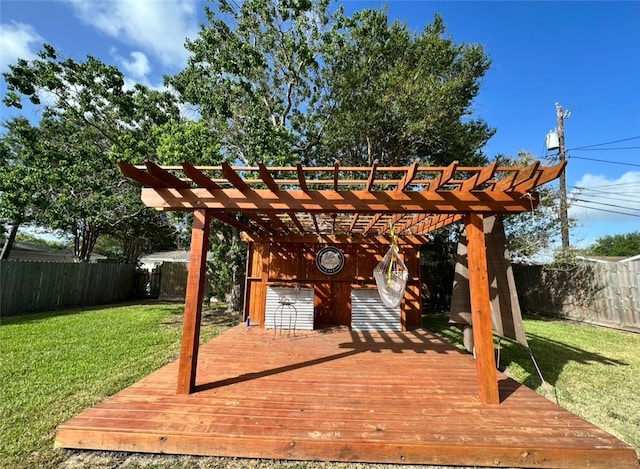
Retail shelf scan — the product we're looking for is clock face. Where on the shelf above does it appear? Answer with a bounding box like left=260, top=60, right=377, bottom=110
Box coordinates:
left=316, top=246, right=345, bottom=275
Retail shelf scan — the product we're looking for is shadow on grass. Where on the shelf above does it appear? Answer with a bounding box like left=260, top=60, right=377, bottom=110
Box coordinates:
left=158, top=303, right=242, bottom=329
left=423, top=312, right=629, bottom=390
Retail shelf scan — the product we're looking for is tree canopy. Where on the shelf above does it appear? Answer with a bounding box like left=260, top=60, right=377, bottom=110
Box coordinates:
left=168, top=1, right=493, bottom=168
left=2, top=45, right=182, bottom=261
left=585, top=231, right=640, bottom=258
left=317, top=10, right=493, bottom=167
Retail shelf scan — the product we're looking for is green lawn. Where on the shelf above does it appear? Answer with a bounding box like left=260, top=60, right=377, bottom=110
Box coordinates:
left=423, top=313, right=640, bottom=455
left=0, top=302, right=232, bottom=469
left=1, top=305, right=638, bottom=468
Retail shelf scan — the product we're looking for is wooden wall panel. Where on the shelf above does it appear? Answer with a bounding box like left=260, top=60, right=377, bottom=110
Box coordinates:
left=244, top=240, right=424, bottom=330
left=334, top=281, right=352, bottom=326
left=314, top=283, right=331, bottom=326
left=357, top=244, right=384, bottom=282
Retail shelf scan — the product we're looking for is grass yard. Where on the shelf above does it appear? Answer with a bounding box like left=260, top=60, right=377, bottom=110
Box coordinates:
left=423, top=313, right=640, bottom=456
left=0, top=302, right=234, bottom=469
left=1, top=304, right=638, bottom=468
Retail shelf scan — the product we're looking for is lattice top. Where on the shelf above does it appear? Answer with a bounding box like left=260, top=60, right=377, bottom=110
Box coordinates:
left=119, top=159, right=565, bottom=238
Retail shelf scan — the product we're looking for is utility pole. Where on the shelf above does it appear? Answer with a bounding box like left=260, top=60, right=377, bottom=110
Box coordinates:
left=556, top=102, right=570, bottom=253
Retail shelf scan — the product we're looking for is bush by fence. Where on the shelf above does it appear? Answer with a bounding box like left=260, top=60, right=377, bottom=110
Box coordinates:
left=0, top=260, right=136, bottom=317
left=512, top=261, right=640, bottom=331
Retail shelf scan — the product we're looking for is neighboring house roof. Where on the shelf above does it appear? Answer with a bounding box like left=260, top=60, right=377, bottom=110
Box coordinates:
left=140, top=250, right=192, bottom=263
left=138, top=250, right=214, bottom=270
left=0, top=239, right=106, bottom=263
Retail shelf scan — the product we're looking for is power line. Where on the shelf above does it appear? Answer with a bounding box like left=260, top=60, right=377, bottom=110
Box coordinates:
left=571, top=203, right=640, bottom=218
left=575, top=181, right=640, bottom=190
left=570, top=147, right=640, bottom=151
left=568, top=136, right=640, bottom=151
left=573, top=192, right=640, bottom=203
left=573, top=184, right=640, bottom=194
left=572, top=197, right=640, bottom=212
left=568, top=155, right=640, bottom=167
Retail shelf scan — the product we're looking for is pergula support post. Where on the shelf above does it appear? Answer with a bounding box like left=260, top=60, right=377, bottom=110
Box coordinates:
left=177, top=209, right=211, bottom=394
left=465, top=213, right=500, bottom=404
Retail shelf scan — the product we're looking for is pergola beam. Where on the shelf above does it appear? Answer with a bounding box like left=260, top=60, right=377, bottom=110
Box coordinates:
left=140, top=187, right=539, bottom=214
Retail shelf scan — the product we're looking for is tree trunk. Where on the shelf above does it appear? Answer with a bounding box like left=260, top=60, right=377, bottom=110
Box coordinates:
left=74, top=221, right=100, bottom=262
left=0, top=222, right=20, bottom=260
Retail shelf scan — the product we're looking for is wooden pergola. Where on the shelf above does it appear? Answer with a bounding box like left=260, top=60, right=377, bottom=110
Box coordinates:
left=119, top=159, right=565, bottom=405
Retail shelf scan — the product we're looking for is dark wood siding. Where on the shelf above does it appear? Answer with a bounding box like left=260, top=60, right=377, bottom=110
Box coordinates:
left=244, top=240, right=421, bottom=330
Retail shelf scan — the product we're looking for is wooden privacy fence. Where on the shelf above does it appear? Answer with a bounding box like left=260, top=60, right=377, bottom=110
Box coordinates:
left=156, top=262, right=212, bottom=301
left=0, top=260, right=136, bottom=317
left=512, top=261, right=640, bottom=331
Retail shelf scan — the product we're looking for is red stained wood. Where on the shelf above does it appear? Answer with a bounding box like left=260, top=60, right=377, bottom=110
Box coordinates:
left=56, top=326, right=639, bottom=468
left=465, top=213, right=499, bottom=405
left=140, top=188, right=540, bottom=214
left=176, top=209, right=211, bottom=395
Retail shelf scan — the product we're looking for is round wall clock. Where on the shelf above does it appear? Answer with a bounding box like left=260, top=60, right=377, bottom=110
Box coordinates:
left=316, top=246, right=345, bottom=275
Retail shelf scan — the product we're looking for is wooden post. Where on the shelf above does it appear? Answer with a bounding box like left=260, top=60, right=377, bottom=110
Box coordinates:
left=177, top=209, right=211, bottom=395
left=465, top=213, right=500, bottom=404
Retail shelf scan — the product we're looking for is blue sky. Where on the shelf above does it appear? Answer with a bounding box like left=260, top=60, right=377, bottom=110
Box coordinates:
left=1, top=0, right=639, bottom=252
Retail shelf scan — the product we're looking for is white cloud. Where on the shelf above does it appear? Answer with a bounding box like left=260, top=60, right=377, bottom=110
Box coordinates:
left=66, top=0, right=198, bottom=68
left=110, top=48, right=151, bottom=81
left=0, top=22, right=43, bottom=72
left=568, top=171, right=640, bottom=241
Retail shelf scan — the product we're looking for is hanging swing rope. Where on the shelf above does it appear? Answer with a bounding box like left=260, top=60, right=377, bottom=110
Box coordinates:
left=374, top=222, right=409, bottom=308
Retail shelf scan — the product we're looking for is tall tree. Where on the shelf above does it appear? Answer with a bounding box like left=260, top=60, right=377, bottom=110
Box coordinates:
left=2, top=44, right=181, bottom=261
left=317, top=11, right=493, bottom=167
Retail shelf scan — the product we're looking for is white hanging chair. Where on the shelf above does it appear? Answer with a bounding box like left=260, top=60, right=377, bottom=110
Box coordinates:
left=373, top=245, right=409, bottom=308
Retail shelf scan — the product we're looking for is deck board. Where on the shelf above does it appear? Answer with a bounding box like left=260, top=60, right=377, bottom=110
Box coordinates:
left=56, top=325, right=639, bottom=468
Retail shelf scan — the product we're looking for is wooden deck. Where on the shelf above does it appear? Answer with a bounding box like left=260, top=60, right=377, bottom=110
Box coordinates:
left=56, top=325, right=639, bottom=468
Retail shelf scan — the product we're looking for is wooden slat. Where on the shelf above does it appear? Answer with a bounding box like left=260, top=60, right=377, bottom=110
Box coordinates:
left=460, top=161, right=498, bottom=191
left=222, top=161, right=251, bottom=192
left=258, top=163, right=280, bottom=192
left=182, top=162, right=221, bottom=190
left=145, top=161, right=191, bottom=189
left=347, top=161, right=378, bottom=234
left=526, top=160, right=567, bottom=188
left=494, top=162, right=540, bottom=191
left=118, top=161, right=169, bottom=188
left=412, top=214, right=463, bottom=235
left=297, top=162, right=320, bottom=233
left=362, top=161, right=420, bottom=234
left=430, top=160, right=459, bottom=190
left=333, top=160, right=340, bottom=191
left=296, top=163, right=309, bottom=191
